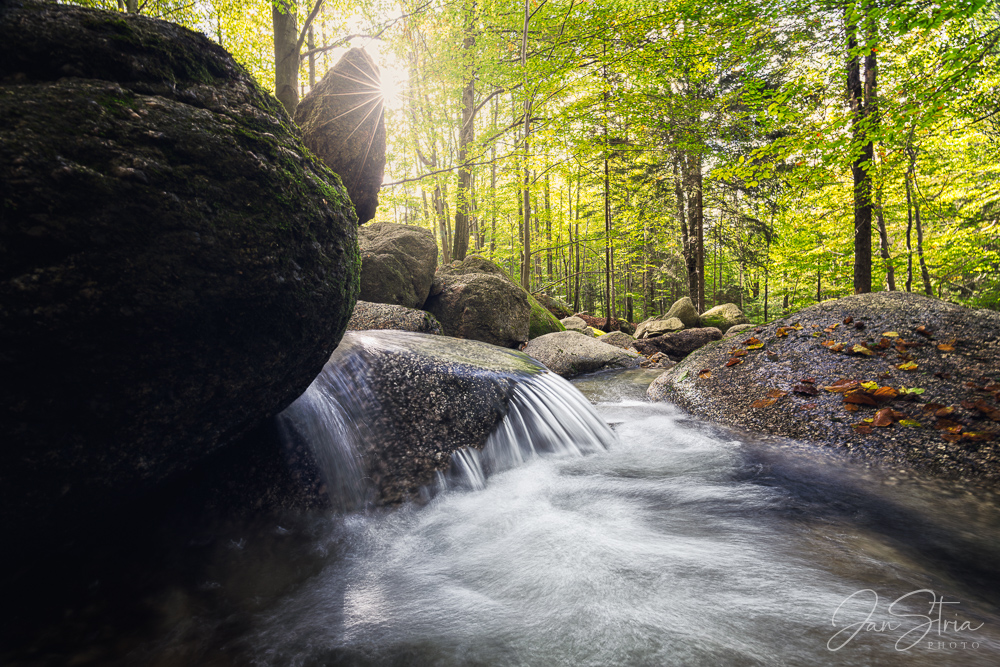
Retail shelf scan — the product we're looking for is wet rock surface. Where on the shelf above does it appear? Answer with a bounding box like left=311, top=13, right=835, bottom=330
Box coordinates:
left=346, top=300, right=442, bottom=334
left=295, top=47, right=385, bottom=223
left=524, top=330, right=641, bottom=378
left=649, top=292, right=1000, bottom=487
left=358, top=222, right=437, bottom=308
left=301, top=331, right=544, bottom=504
left=0, top=1, right=360, bottom=564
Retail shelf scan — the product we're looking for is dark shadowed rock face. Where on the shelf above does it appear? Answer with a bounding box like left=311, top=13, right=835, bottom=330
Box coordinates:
left=358, top=222, right=438, bottom=308
left=632, top=327, right=723, bottom=359
left=347, top=300, right=442, bottom=334
left=425, top=256, right=531, bottom=348
left=0, top=1, right=359, bottom=558
left=649, top=292, right=1000, bottom=487
left=295, top=47, right=386, bottom=224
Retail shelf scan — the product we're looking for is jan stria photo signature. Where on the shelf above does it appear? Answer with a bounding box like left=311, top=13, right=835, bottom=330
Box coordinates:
left=828, top=589, right=985, bottom=652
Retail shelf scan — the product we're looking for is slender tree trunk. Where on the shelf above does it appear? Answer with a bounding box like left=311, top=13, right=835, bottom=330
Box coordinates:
left=846, top=3, right=873, bottom=293
left=490, top=97, right=498, bottom=254
left=307, top=25, right=315, bottom=88
left=126, top=0, right=138, bottom=13
left=452, top=2, right=477, bottom=261
left=574, top=168, right=582, bottom=313
left=908, top=144, right=932, bottom=295
left=875, top=185, right=895, bottom=290
left=519, top=0, right=532, bottom=291
left=545, top=171, right=553, bottom=282
left=273, top=1, right=299, bottom=116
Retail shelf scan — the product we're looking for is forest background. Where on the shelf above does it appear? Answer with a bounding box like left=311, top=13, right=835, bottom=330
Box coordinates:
left=73, top=0, right=1000, bottom=323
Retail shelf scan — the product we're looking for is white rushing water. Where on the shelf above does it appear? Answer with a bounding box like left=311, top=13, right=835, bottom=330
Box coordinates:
left=244, top=370, right=1000, bottom=667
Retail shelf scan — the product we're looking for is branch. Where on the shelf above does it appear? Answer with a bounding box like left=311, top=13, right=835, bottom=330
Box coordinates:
left=295, top=0, right=325, bottom=56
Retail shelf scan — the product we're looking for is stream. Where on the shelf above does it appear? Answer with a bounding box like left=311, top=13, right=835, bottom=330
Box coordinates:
left=6, top=369, right=1000, bottom=666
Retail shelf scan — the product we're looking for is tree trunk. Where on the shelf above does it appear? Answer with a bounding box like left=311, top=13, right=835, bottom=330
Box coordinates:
left=875, top=185, right=895, bottom=291
left=273, top=1, right=299, bottom=117
left=908, top=144, right=932, bottom=296
left=574, top=168, right=582, bottom=313
left=846, top=3, right=872, bottom=294
left=307, top=25, right=316, bottom=88
left=452, top=3, right=477, bottom=261
left=519, top=0, right=532, bottom=291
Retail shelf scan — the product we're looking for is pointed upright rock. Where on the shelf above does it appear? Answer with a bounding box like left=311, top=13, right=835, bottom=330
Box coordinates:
left=295, top=47, right=387, bottom=224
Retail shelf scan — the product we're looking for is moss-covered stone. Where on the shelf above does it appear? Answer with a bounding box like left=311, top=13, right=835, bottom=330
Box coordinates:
left=528, top=293, right=566, bottom=339
left=0, top=1, right=359, bottom=564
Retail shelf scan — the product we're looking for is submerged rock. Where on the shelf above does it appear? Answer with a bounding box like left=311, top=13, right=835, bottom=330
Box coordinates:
left=358, top=222, right=438, bottom=308
left=649, top=292, right=1000, bottom=488
left=0, top=1, right=359, bottom=560
left=295, top=47, right=386, bottom=223
left=347, top=300, right=442, bottom=334
left=425, top=255, right=530, bottom=348
left=524, top=330, right=641, bottom=378
left=699, top=303, right=749, bottom=333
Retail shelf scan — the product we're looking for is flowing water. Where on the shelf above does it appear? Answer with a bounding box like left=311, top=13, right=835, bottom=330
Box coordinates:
left=7, top=368, right=1000, bottom=666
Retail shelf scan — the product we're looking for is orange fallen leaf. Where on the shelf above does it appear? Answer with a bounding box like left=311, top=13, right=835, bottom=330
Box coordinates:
left=873, top=386, right=899, bottom=403
left=853, top=423, right=873, bottom=433
left=844, top=390, right=878, bottom=406
left=972, top=400, right=1000, bottom=421
left=732, top=349, right=748, bottom=357
left=825, top=378, right=860, bottom=393
left=934, top=418, right=963, bottom=431
left=923, top=403, right=946, bottom=412
left=937, top=338, right=957, bottom=352
left=942, top=433, right=962, bottom=443
left=698, top=369, right=712, bottom=379
left=934, top=407, right=955, bottom=417
left=725, top=358, right=743, bottom=367
left=752, top=398, right=777, bottom=408
left=915, top=325, right=932, bottom=338
left=743, top=337, right=762, bottom=346
left=897, top=361, right=918, bottom=371
left=845, top=403, right=860, bottom=412
left=776, top=327, right=789, bottom=338
left=767, top=389, right=788, bottom=398
left=794, top=384, right=819, bottom=396
left=843, top=316, right=854, bottom=324
left=873, top=408, right=894, bottom=427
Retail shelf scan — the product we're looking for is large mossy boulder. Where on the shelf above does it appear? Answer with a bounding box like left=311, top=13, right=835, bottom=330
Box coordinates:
left=699, top=303, right=750, bottom=333
left=523, top=331, right=642, bottom=378
left=0, top=2, right=360, bottom=557
left=425, top=255, right=531, bottom=348
left=648, top=292, right=1000, bottom=488
left=294, top=48, right=386, bottom=223
left=358, top=222, right=438, bottom=308
left=528, top=293, right=566, bottom=339
left=534, top=293, right=574, bottom=319
left=664, top=297, right=701, bottom=328
left=346, top=301, right=442, bottom=335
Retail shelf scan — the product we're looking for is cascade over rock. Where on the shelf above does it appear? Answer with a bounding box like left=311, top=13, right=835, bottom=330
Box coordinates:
left=0, top=1, right=359, bottom=560
left=278, top=330, right=614, bottom=507
left=295, top=47, right=386, bottom=223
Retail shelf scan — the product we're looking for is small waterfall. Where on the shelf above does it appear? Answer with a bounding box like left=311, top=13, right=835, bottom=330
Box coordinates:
left=277, top=331, right=616, bottom=510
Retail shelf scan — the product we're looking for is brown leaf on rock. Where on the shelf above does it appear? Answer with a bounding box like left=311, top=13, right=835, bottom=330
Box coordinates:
left=767, top=389, right=788, bottom=399
left=698, top=369, right=712, bottom=380
left=825, top=378, right=860, bottom=393
left=915, top=325, right=932, bottom=338
left=935, top=407, right=955, bottom=417
left=855, top=321, right=866, bottom=331
left=752, top=398, right=778, bottom=408
left=851, top=344, right=874, bottom=356
left=961, top=399, right=978, bottom=410
left=876, top=338, right=891, bottom=349
left=890, top=409, right=908, bottom=420
left=923, top=403, right=946, bottom=412
left=873, top=386, right=899, bottom=403
left=776, top=327, right=789, bottom=338
left=743, top=337, right=762, bottom=346
left=844, top=390, right=878, bottom=406
left=830, top=343, right=845, bottom=352
left=732, top=349, right=748, bottom=357
left=725, top=358, right=743, bottom=367
left=853, top=423, right=873, bottom=434
left=934, top=418, right=963, bottom=431
left=972, top=400, right=1000, bottom=421
left=794, top=384, right=820, bottom=396
left=844, top=316, right=854, bottom=324
left=803, top=402, right=818, bottom=410
left=800, top=377, right=816, bottom=384
left=942, top=433, right=962, bottom=443
left=873, top=408, right=894, bottom=427
left=845, top=403, right=860, bottom=412
left=964, top=432, right=996, bottom=442
left=937, top=338, right=957, bottom=352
